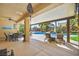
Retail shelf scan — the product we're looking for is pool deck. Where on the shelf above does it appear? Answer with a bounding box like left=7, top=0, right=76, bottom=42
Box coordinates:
left=31, top=33, right=79, bottom=45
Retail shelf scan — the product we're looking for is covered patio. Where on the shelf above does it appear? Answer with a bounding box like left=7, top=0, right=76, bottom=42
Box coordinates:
left=0, top=3, right=79, bottom=56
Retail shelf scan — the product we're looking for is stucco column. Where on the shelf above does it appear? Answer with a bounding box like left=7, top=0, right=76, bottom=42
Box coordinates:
left=24, top=18, right=30, bottom=42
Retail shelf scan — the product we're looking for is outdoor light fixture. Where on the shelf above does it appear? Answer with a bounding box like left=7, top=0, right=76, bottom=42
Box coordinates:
left=27, top=3, right=33, bottom=14
left=27, top=3, right=33, bottom=20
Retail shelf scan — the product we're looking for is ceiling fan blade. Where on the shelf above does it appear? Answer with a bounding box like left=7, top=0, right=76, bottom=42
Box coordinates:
left=0, top=17, right=16, bottom=22
left=0, top=16, right=17, bottom=22
left=0, top=16, right=11, bottom=18
left=8, top=18, right=16, bottom=22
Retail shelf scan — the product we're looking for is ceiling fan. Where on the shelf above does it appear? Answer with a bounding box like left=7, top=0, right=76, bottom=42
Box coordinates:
left=0, top=16, right=16, bottom=22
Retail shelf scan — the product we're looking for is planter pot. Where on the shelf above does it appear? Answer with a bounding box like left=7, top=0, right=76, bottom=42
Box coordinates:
left=57, top=33, right=63, bottom=39
left=56, top=33, right=65, bottom=44
left=45, top=33, right=50, bottom=38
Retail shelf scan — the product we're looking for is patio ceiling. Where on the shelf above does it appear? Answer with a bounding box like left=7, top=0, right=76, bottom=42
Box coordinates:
left=0, top=3, right=38, bottom=21
left=0, top=3, right=62, bottom=23
left=16, top=3, right=63, bottom=23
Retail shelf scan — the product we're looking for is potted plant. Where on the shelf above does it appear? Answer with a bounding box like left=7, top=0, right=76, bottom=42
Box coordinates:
left=56, top=26, right=64, bottom=43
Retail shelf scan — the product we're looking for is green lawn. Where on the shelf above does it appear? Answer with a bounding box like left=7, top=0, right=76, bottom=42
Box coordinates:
left=70, top=35, right=79, bottom=41
left=63, top=32, right=79, bottom=42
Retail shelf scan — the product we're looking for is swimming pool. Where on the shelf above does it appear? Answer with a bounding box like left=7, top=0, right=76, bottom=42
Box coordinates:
left=32, top=31, right=46, bottom=34
left=31, top=31, right=78, bottom=45
left=32, top=31, right=61, bottom=38
left=32, top=31, right=78, bottom=41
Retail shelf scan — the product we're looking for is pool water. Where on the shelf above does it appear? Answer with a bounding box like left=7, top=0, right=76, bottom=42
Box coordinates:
left=32, top=31, right=64, bottom=38
left=32, top=32, right=46, bottom=34
left=32, top=31, right=78, bottom=41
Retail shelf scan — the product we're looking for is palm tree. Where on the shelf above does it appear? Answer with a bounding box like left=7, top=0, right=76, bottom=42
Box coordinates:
left=39, top=22, right=50, bottom=32
left=70, top=19, right=78, bottom=32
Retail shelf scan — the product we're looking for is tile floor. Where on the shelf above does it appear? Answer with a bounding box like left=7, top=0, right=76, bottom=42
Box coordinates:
left=0, top=39, right=79, bottom=56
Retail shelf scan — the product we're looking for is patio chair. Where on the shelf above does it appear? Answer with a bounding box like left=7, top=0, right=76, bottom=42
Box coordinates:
left=4, top=32, right=13, bottom=41
left=45, top=33, right=55, bottom=43
left=0, top=48, right=14, bottom=56
left=4, top=33, right=8, bottom=41
left=11, top=33, right=22, bottom=41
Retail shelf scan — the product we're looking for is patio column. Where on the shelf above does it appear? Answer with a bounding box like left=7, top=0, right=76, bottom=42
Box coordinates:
left=77, top=14, right=79, bottom=42
left=67, top=19, right=70, bottom=43
left=24, top=18, right=30, bottom=42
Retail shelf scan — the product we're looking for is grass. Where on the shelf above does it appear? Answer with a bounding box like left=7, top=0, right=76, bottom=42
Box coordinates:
left=64, top=32, right=79, bottom=42
left=70, top=35, right=79, bottom=41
